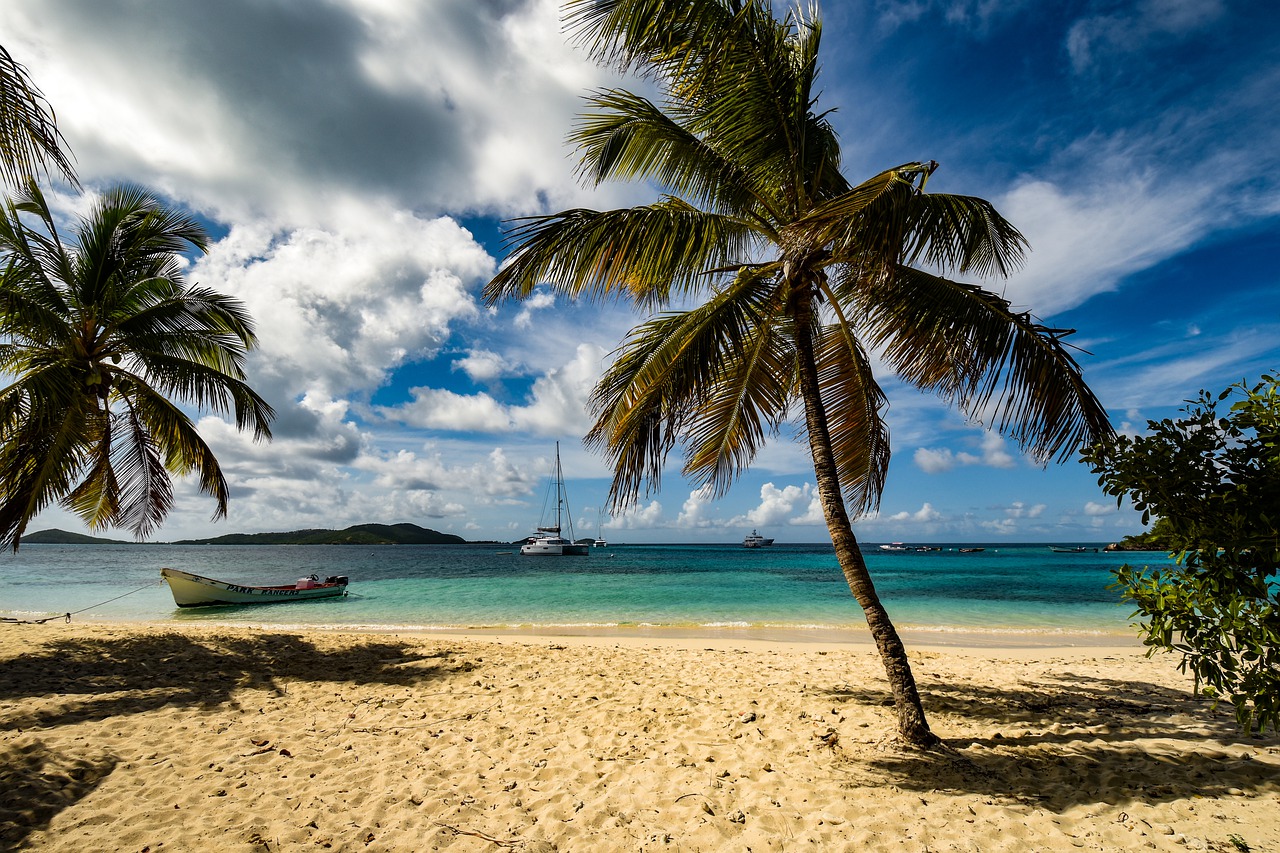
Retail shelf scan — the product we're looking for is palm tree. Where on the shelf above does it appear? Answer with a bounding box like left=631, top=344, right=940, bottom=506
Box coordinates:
left=484, top=0, right=1112, bottom=746
left=0, top=180, right=274, bottom=550
left=0, top=45, right=77, bottom=188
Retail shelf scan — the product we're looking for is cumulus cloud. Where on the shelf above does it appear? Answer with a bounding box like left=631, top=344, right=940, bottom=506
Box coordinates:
left=737, top=483, right=813, bottom=528
left=193, top=210, right=493, bottom=404
left=454, top=349, right=513, bottom=383
left=914, top=431, right=1016, bottom=473
left=677, top=486, right=717, bottom=528
left=382, top=343, right=605, bottom=436
left=609, top=500, right=665, bottom=529
left=1, top=0, right=615, bottom=222
left=887, top=502, right=943, bottom=523
left=1084, top=501, right=1115, bottom=517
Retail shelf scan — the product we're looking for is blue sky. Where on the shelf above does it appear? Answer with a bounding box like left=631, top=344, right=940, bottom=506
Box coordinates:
left=3, top=0, right=1277, bottom=544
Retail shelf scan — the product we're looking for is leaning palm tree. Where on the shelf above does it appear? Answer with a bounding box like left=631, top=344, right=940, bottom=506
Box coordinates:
left=485, top=0, right=1112, bottom=746
left=0, top=180, right=274, bottom=550
left=0, top=45, right=77, bottom=188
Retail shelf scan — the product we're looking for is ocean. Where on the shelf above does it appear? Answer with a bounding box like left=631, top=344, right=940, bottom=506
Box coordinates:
left=0, top=542, right=1171, bottom=644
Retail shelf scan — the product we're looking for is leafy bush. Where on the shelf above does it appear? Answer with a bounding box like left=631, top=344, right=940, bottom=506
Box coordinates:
left=1083, top=376, right=1280, bottom=733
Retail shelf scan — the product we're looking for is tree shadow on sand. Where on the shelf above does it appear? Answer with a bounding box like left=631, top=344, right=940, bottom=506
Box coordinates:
left=0, top=631, right=461, bottom=728
left=819, top=671, right=1280, bottom=811
left=0, top=739, right=117, bottom=849
left=0, top=629, right=469, bottom=847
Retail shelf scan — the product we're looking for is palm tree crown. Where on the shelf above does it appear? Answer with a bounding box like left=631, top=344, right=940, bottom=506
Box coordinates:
left=0, top=181, right=274, bottom=549
left=488, top=0, right=1109, bottom=512
left=485, top=0, right=1112, bottom=745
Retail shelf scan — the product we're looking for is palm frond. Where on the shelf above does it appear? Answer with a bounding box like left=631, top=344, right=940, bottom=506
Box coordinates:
left=573, top=88, right=769, bottom=221
left=0, top=373, right=96, bottom=550
left=484, top=200, right=756, bottom=306
left=586, top=264, right=789, bottom=504
left=0, top=46, right=78, bottom=188
left=810, top=301, right=891, bottom=514
left=853, top=264, right=1113, bottom=463
left=62, top=413, right=121, bottom=531
left=128, top=380, right=230, bottom=518
left=109, top=401, right=173, bottom=538
left=898, top=192, right=1029, bottom=278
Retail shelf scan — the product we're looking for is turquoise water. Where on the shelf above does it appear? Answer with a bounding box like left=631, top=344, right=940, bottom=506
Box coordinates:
left=0, top=542, right=1170, bottom=641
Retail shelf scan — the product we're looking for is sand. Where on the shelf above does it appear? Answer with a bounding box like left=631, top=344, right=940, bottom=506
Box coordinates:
left=2, top=622, right=1277, bottom=852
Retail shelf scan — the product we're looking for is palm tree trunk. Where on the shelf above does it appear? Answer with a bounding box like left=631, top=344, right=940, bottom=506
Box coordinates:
left=792, top=286, right=939, bottom=748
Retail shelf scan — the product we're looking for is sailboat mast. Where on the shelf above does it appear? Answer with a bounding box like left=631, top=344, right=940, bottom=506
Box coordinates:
left=555, top=441, right=562, bottom=532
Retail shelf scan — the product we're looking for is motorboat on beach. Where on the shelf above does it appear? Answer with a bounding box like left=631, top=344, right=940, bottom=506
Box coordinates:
left=521, top=442, right=590, bottom=556
left=743, top=530, right=774, bottom=548
left=161, top=567, right=348, bottom=607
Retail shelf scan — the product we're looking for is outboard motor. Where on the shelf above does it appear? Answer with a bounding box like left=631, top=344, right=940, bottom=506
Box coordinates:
left=324, top=575, right=349, bottom=586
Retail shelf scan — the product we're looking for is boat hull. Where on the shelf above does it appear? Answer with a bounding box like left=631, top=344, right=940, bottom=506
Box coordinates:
left=161, top=567, right=348, bottom=607
left=520, top=538, right=590, bottom=556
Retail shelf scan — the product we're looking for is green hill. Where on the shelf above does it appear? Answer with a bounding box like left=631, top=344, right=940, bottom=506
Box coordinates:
left=173, top=523, right=467, bottom=545
left=23, top=528, right=131, bottom=544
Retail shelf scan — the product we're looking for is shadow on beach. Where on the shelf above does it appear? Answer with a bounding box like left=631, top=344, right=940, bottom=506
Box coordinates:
left=821, top=672, right=1280, bottom=810
left=0, top=629, right=461, bottom=847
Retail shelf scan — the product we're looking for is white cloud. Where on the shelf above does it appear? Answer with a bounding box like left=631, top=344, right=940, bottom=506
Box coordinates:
left=383, top=342, right=605, bottom=436
left=609, top=500, right=665, bottom=529
left=1066, top=0, right=1225, bottom=75
left=888, top=502, right=943, bottom=523
left=453, top=349, right=512, bottom=383
left=1084, top=501, right=1115, bottom=517
left=193, top=210, right=492, bottom=404
left=676, top=486, right=717, bottom=528
left=914, top=430, right=1016, bottom=473
left=737, top=483, right=813, bottom=527
left=515, top=291, right=558, bottom=330
left=1005, top=501, right=1046, bottom=519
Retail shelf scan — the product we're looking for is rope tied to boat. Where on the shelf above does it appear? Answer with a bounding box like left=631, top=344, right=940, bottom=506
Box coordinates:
left=1, top=579, right=162, bottom=625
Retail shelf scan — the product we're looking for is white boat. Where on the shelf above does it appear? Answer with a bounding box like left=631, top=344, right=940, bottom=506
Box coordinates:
left=879, top=542, right=909, bottom=551
left=743, top=529, right=774, bottom=548
left=161, top=567, right=348, bottom=607
left=593, top=509, right=608, bottom=547
left=521, top=442, right=590, bottom=556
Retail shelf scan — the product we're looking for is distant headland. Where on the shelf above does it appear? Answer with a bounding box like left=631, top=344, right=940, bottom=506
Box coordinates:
left=22, top=523, right=468, bottom=546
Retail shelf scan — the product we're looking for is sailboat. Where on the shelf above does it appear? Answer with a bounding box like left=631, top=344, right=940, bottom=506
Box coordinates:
left=521, top=442, right=590, bottom=556
left=593, top=508, right=608, bottom=548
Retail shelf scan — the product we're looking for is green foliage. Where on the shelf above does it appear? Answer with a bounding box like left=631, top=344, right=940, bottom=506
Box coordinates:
left=1083, top=376, right=1280, bottom=733
left=0, top=180, right=274, bottom=549
left=1111, top=516, right=1178, bottom=551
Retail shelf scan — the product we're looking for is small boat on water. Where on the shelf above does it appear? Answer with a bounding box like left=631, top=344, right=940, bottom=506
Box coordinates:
left=521, top=442, right=590, bottom=556
left=958, top=547, right=985, bottom=553
left=161, top=567, right=348, bottom=608
left=593, top=509, right=608, bottom=548
left=879, top=542, right=909, bottom=552
left=743, top=529, right=774, bottom=548
left=1049, top=546, right=1091, bottom=553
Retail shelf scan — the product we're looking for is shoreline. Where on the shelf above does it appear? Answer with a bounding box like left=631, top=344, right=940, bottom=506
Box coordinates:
left=44, top=614, right=1143, bottom=652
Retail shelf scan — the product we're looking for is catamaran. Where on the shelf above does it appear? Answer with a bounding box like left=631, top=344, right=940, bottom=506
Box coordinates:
left=521, top=442, right=590, bottom=556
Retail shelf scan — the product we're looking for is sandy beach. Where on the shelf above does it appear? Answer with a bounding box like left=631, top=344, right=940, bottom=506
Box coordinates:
left=2, top=622, right=1276, bottom=852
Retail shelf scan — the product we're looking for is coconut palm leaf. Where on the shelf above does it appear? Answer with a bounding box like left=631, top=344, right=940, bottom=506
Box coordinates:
left=853, top=263, right=1108, bottom=463
left=0, top=45, right=77, bottom=188
left=484, top=200, right=756, bottom=304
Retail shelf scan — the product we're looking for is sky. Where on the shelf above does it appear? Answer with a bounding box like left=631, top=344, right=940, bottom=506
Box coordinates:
left=2, top=0, right=1277, bottom=545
